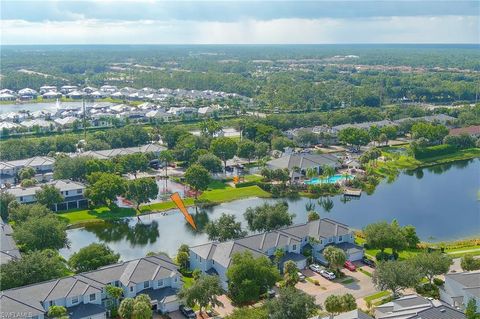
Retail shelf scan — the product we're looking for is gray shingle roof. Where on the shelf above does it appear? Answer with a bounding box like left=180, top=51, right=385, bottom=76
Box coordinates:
left=190, top=218, right=353, bottom=268
left=267, top=153, right=339, bottom=171
left=407, top=305, right=466, bottom=319
left=0, top=254, right=178, bottom=316
left=445, top=271, right=480, bottom=289
left=67, top=302, right=107, bottom=319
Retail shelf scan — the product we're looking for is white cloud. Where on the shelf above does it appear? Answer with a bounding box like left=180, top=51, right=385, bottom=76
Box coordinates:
left=1, top=15, right=478, bottom=44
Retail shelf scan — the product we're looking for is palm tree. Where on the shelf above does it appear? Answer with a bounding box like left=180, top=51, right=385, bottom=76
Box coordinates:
left=306, top=167, right=317, bottom=180
left=158, top=150, right=174, bottom=192
left=321, top=164, right=336, bottom=179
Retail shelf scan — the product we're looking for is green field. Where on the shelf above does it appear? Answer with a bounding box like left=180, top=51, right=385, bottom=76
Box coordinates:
left=60, top=185, right=270, bottom=225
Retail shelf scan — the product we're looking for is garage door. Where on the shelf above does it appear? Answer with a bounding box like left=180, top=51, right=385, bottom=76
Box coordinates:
left=348, top=250, right=364, bottom=261
left=162, top=300, right=180, bottom=313
left=82, top=312, right=106, bottom=319
left=295, top=259, right=307, bottom=270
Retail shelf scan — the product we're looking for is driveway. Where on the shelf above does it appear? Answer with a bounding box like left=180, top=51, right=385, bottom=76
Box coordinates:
left=298, top=263, right=378, bottom=310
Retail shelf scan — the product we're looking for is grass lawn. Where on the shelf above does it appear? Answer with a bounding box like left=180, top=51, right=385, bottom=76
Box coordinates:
left=62, top=186, right=270, bottom=225
left=364, top=291, right=390, bottom=303
left=358, top=268, right=373, bottom=277
left=58, top=206, right=136, bottom=224
left=199, top=185, right=270, bottom=203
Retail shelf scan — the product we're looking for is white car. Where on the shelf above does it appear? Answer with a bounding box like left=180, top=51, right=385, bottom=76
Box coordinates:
left=320, top=269, right=336, bottom=280
left=309, top=264, right=322, bottom=273
left=297, top=272, right=306, bottom=281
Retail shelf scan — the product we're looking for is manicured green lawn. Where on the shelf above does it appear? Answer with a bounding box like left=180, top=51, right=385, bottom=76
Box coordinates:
left=58, top=206, right=136, bottom=224
left=61, top=186, right=271, bottom=225
left=364, top=291, right=390, bottom=303
left=199, top=185, right=271, bottom=203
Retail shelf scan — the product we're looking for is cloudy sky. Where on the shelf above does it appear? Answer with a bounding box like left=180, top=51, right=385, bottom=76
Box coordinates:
left=1, top=0, right=479, bottom=44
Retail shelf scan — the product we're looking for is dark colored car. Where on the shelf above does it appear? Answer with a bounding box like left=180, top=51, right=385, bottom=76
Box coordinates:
left=179, top=305, right=196, bottom=319
left=362, top=257, right=376, bottom=268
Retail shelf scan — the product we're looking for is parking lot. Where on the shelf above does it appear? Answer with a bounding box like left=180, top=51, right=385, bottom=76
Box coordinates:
left=296, top=262, right=378, bottom=308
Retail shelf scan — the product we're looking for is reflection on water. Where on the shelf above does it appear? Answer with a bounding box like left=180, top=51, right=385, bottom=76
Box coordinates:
left=62, top=159, right=480, bottom=261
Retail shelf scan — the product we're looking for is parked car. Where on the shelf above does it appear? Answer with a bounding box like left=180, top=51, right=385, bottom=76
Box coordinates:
left=267, top=289, right=276, bottom=298
left=179, top=305, right=196, bottom=319
left=344, top=260, right=356, bottom=271
left=297, top=272, right=306, bottom=281
left=362, top=257, right=376, bottom=268
left=320, top=269, right=336, bottom=280
left=309, top=264, right=322, bottom=273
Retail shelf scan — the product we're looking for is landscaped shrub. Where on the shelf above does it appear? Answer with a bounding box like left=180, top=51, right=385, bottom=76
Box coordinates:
left=413, top=144, right=457, bottom=159
left=235, top=180, right=259, bottom=188
left=376, top=251, right=390, bottom=261
left=433, top=278, right=444, bottom=286
left=415, top=283, right=440, bottom=299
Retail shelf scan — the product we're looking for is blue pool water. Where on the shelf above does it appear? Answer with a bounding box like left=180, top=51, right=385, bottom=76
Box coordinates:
left=304, top=174, right=354, bottom=184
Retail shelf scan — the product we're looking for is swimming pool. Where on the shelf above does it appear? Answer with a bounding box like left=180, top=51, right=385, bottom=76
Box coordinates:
left=304, top=174, right=354, bottom=185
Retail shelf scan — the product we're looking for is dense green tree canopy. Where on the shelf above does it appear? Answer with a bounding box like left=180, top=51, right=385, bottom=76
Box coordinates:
left=205, top=213, right=247, bottom=242
left=266, top=287, right=318, bottom=319
left=184, top=164, right=210, bottom=198
left=244, top=202, right=294, bottom=232
left=68, top=243, right=120, bottom=273
left=210, top=137, right=238, bottom=168
left=14, top=214, right=69, bottom=251
left=0, top=249, right=69, bottom=290
left=179, top=275, right=224, bottom=314
left=85, top=172, right=126, bottom=206
left=124, top=177, right=159, bottom=212
left=373, top=260, right=422, bottom=297
left=197, top=153, right=223, bottom=173
left=226, top=251, right=280, bottom=305
left=35, top=185, right=64, bottom=208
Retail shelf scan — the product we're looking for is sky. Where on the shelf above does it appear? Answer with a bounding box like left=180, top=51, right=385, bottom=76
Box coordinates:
left=1, top=0, right=479, bottom=45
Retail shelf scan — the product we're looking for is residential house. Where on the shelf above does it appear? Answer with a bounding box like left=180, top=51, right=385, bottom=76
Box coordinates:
left=54, top=116, right=80, bottom=129
left=72, top=143, right=166, bottom=160
left=0, top=156, right=55, bottom=185
left=332, top=120, right=396, bottom=134
left=440, top=271, right=480, bottom=313
left=449, top=125, right=480, bottom=138
left=20, top=119, right=53, bottom=132
left=189, top=218, right=362, bottom=289
left=42, top=91, right=62, bottom=99
left=198, top=106, right=214, bottom=117
left=0, top=220, right=21, bottom=265
left=39, top=86, right=57, bottom=94
left=0, top=92, right=16, bottom=101
left=375, top=294, right=466, bottom=319
left=5, top=180, right=87, bottom=211
left=267, top=153, right=340, bottom=181
left=18, top=88, right=38, bottom=100
left=0, top=254, right=183, bottom=319
left=60, top=85, right=78, bottom=94
left=311, top=309, right=373, bottom=319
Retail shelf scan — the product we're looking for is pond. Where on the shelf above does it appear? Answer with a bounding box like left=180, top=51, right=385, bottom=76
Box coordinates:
left=61, top=159, right=480, bottom=260
left=0, top=101, right=112, bottom=114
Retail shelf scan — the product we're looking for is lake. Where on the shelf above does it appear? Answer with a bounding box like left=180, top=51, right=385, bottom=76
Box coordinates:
left=61, top=159, right=480, bottom=260
left=0, top=101, right=112, bottom=114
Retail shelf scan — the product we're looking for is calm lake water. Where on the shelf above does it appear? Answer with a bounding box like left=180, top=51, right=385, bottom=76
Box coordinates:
left=61, top=159, right=480, bottom=260
left=0, top=101, right=112, bottom=114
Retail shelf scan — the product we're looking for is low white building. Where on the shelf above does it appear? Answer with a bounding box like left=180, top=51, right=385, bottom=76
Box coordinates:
left=440, top=271, right=480, bottom=313
left=5, top=180, right=87, bottom=211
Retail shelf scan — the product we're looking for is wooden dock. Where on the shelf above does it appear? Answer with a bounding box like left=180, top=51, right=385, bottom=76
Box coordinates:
left=343, top=188, right=362, bottom=197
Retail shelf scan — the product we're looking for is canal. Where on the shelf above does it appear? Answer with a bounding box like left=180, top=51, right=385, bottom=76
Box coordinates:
left=61, top=158, right=480, bottom=260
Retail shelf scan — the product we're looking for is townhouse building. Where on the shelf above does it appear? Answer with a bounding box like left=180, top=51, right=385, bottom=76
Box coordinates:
left=440, top=270, right=480, bottom=313
left=0, top=254, right=182, bottom=319
left=0, top=156, right=55, bottom=186
left=4, top=180, right=87, bottom=211
left=189, top=218, right=363, bottom=289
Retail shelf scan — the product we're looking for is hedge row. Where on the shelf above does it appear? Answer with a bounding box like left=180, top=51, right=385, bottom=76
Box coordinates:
left=413, top=144, right=457, bottom=159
